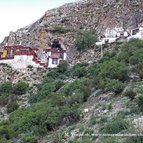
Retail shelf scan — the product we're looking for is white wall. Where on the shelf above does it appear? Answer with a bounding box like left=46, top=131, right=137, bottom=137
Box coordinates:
left=95, top=37, right=117, bottom=46
left=63, top=52, right=67, bottom=60
left=104, top=27, right=124, bottom=38
left=127, top=31, right=143, bottom=41
left=0, top=55, right=40, bottom=69
left=48, top=58, right=59, bottom=68
left=0, top=51, right=67, bottom=69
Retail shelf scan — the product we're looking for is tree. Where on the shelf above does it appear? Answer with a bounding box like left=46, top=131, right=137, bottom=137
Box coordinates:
left=57, top=61, right=68, bottom=73
left=0, top=82, right=13, bottom=94
left=75, top=29, right=96, bottom=52
left=13, top=81, right=29, bottom=95
left=94, top=60, right=128, bottom=82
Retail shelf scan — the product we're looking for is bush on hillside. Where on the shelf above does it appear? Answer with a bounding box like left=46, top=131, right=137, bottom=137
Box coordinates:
left=75, top=29, right=96, bottom=52
left=94, top=60, right=128, bottom=82
left=136, top=96, right=143, bottom=111
left=116, top=39, right=143, bottom=64
left=0, top=137, right=12, bottom=143
left=125, top=136, right=143, bottom=143
left=129, top=48, right=143, bottom=65
left=72, top=63, right=88, bottom=78
left=13, top=81, right=29, bottom=95
left=22, top=134, right=38, bottom=143
left=100, top=51, right=117, bottom=63
left=124, top=90, right=136, bottom=100
left=29, top=80, right=64, bottom=103
left=105, top=79, right=125, bottom=94
left=101, top=116, right=129, bottom=134
left=7, top=101, right=19, bottom=113
left=0, top=82, right=13, bottom=94
left=96, top=78, right=125, bottom=94
left=57, top=61, right=68, bottom=73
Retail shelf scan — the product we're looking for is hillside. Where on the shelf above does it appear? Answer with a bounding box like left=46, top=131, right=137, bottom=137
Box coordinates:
left=1, top=39, right=143, bottom=143
left=1, top=0, right=143, bottom=64
left=1, top=0, right=143, bottom=143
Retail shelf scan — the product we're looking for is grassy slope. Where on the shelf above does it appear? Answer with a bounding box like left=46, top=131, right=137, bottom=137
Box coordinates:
left=1, top=39, right=143, bottom=143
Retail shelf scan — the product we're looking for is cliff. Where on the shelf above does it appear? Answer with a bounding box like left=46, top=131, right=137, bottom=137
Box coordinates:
left=1, top=0, right=143, bottom=63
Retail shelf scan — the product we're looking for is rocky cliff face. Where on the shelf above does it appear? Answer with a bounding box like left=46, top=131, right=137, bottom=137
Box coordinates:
left=1, top=0, right=143, bottom=63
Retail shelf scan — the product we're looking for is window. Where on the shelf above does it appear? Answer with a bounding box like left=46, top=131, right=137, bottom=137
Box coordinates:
left=52, top=58, right=58, bottom=64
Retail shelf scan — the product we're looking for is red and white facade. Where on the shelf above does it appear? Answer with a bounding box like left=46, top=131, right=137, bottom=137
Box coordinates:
left=44, top=48, right=66, bottom=68
left=0, top=45, right=66, bottom=69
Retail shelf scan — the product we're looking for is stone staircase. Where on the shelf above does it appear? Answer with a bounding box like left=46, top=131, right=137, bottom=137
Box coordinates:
left=32, top=57, right=48, bottom=68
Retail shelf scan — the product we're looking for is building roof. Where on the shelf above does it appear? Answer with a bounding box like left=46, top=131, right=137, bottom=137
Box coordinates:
left=50, top=53, right=61, bottom=58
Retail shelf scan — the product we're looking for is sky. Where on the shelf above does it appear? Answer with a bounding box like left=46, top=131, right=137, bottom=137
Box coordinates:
left=0, top=0, right=78, bottom=42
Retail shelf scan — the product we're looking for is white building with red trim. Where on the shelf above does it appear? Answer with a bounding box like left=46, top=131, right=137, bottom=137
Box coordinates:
left=43, top=48, right=66, bottom=68
left=0, top=44, right=66, bottom=69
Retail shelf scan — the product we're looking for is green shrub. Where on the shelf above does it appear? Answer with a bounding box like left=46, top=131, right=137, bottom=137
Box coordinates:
left=94, top=60, right=128, bottom=82
left=105, top=79, right=125, bottom=94
left=84, top=128, right=94, bottom=135
left=101, top=117, right=128, bottom=134
left=135, top=87, right=143, bottom=94
left=90, top=116, right=97, bottom=125
left=136, top=96, right=143, bottom=111
left=72, top=66, right=87, bottom=78
left=97, top=78, right=125, bottom=94
left=13, top=81, right=29, bottom=95
left=127, top=102, right=140, bottom=115
left=129, top=48, right=143, bottom=65
left=116, top=39, right=143, bottom=65
left=57, top=61, right=68, bottom=73
left=125, top=136, right=143, bottom=143
left=22, top=134, right=38, bottom=143
left=7, top=102, right=19, bottom=113
left=0, top=137, right=12, bottom=143
left=61, top=78, right=92, bottom=103
left=99, top=116, right=107, bottom=124
left=75, top=29, right=96, bottom=52
left=132, top=62, right=143, bottom=78
left=50, top=93, right=65, bottom=106
left=52, top=133, right=63, bottom=143
left=100, top=51, right=117, bottom=63
left=72, top=63, right=88, bottom=78
left=124, top=90, right=136, bottom=100
left=29, top=80, right=64, bottom=103
left=47, top=69, right=61, bottom=79
left=7, top=101, right=80, bottom=137
left=116, top=51, right=130, bottom=63
left=0, top=94, right=13, bottom=106
left=0, top=124, right=13, bottom=140
left=0, top=82, right=13, bottom=94
left=101, top=137, right=117, bottom=143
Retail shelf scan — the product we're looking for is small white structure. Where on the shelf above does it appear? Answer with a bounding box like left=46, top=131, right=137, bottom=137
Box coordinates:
left=124, top=31, right=129, bottom=37
left=96, top=26, right=143, bottom=47
left=96, top=27, right=124, bottom=46
left=83, top=108, right=89, bottom=113
left=127, top=26, right=143, bottom=40
left=96, top=37, right=117, bottom=46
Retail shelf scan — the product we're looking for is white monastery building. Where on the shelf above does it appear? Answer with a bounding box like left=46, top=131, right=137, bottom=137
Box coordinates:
left=0, top=39, right=66, bottom=69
